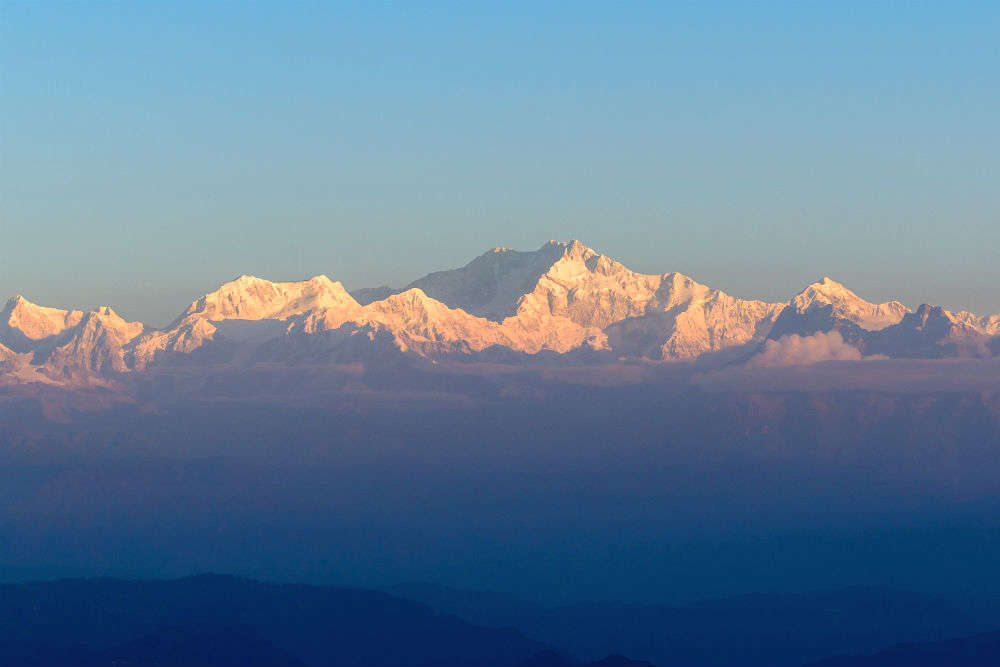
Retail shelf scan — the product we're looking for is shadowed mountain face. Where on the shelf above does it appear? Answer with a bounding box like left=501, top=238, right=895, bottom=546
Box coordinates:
left=807, top=629, right=1000, bottom=667
left=0, top=575, right=549, bottom=667
left=405, top=242, right=571, bottom=321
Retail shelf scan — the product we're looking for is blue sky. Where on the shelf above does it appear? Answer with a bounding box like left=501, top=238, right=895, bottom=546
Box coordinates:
left=3, top=2, right=998, bottom=325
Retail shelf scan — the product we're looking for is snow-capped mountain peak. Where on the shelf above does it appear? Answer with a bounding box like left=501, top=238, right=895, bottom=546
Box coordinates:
left=789, top=277, right=908, bottom=331
left=3, top=240, right=997, bottom=386
left=406, top=240, right=572, bottom=321
left=796, top=276, right=856, bottom=301
left=2, top=295, right=85, bottom=342
left=179, top=274, right=358, bottom=323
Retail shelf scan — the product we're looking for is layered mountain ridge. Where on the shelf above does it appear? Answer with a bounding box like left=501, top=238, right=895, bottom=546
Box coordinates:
left=3, top=240, right=997, bottom=385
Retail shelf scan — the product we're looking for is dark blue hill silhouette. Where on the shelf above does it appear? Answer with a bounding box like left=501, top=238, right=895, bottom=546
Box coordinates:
left=386, top=583, right=988, bottom=667
left=0, top=574, right=549, bottom=666
left=108, top=623, right=303, bottom=666
left=0, top=623, right=302, bottom=666
left=806, top=628, right=1000, bottom=666
left=520, top=650, right=658, bottom=667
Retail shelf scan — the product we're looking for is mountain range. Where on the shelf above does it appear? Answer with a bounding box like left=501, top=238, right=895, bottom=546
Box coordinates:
left=3, top=240, right=998, bottom=385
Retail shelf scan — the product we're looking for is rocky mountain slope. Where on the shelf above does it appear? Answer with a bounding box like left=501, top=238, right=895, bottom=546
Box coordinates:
left=2, top=241, right=997, bottom=384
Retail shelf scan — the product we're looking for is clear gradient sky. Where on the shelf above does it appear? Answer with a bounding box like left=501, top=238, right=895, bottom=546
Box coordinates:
left=3, top=2, right=998, bottom=326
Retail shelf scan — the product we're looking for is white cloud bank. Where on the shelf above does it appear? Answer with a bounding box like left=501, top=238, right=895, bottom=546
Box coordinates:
left=748, top=331, right=869, bottom=367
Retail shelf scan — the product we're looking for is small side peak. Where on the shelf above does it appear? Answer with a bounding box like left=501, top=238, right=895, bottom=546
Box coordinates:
left=217, top=274, right=277, bottom=293
left=537, top=239, right=567, bottom=252
left=917, top=303, right=949, bottom=316
left=666, top=271, right=699, bottom=287
left=307, top=274, right=337, bottom=286
left=311, top=275, right=353, bottom=297
left=816, top=276, right=847, bottom=289
left=232, top=274, right=268, bottom=285
left=910, top=303, right=951, bottom=325
left=3, top=294, right=46, bottom=315
left=562, top=239, right=599, bottom=260
left=374, top=287, right=440, bottom=312
left=797, top=276, right=854, bottom=297
left=395, top=286, right=431, bottom=300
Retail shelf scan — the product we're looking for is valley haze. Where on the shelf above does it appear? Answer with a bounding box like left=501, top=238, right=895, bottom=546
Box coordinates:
left=1, top=239, right=999, bottom=666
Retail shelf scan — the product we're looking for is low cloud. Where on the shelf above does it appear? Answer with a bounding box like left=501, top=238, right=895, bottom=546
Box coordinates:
left=748, top=331, right=866, bottom=367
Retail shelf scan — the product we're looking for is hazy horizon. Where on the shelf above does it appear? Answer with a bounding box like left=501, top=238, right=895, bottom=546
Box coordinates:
left=4, top=2, right=1000, bottom=325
